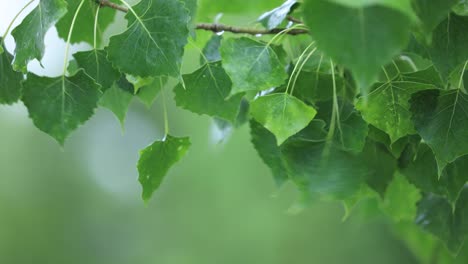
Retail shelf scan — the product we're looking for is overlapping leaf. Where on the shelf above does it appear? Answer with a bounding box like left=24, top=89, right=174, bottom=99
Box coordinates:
left=73, top=49, right=120, bottom=91
left=99, top=76, right=134, bottom=127
left=107, top=0, right=190, bottom=78
left=250, top=93, right=317, bottom=145
left=257, top=0, right=299, bottom=30
left=220, top=37, right=288, bottom=95
left=174, top=62, right=244, bottom=123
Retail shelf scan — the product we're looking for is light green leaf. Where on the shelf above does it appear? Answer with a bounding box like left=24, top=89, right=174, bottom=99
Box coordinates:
left=0, top=40, right=23, bottom=104
left=250, top=93, right=317, bottom=145
left=136, top=77, right=167, bottom=108
left=73, top=49, right=120, bottom=91
left=99, top=77, right=134, bottom=127
left=137, top=135, right=191, bottom=201
left=11, top=0, right=67, bottom=73
left=453, top=0, right=468, bottom=16
left=328, top=0, right=416, bottom=19
left=303, top=0, right=411, bottom=92
left=56, top=0, right=116, bottom=45
left=257, top=0, right=299, bottom=30
left=381, top=172, right=421, bottom=222
left=21, top=70, right=101, bottom=145
left=410, top=89, right=468, bottom=174
left=356, top=81, right=435, bottom=143
left=220, top=37, right=288, bottom=95
left=107, top=0, right=189, bottom=78
left=174, top=62, right=244, bottom=123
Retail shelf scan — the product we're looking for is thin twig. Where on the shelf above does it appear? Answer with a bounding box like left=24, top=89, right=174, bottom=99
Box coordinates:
left=97, top=0, right=309, bottom=36
left=98, top=0, right=129, bottom=13
left=195, top=23, right=308, bottom=35
left=287, top=15, right=303, bottom=24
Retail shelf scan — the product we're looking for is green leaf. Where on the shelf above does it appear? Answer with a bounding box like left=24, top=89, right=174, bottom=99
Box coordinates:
left=0, top=40, right=23, bottom=104
left=356, top=81, right=435, bottom=143
left=220, top=37, right=288, bottom=95
left=303, top=0, right=411, bottom=92
left=56, top=0, right=116, bottom=45
left=402, top=144, right=468, bottom=204
left=250, top=120, right=289, bottom=186
left=136, top=77, right=167, bottom=108
left=410, top=89, right=468, bottom=174
left=361, top=139, right=398, bottom=196
left=107, top=0, right=189, bottom=78
left=11, top=0, right=67, bottom=73
left=381, top=172, right=421, bottom=222
left=73, top=50, right=120, bottom=91
left=415, top=187, right=468, bottom=253
left=181, top=0, right=198, bottom=38
left=291, top=71, right=353, bottom=103
left=280, top=137, right=367, bottom=200
left=99, top=76, right=134, bottom=127
left=137, top=135, right=191, bottom=201
left=174, top=62, right=244, bottom=123
left=412, top=0, right=458, bottom=36
left=257, top=0, right=299, bottom=30
left=200, top=35, right=222, bottom=65
left=250, top=93, right=317, bottom=145
left=327, top=0, right=416, bottom=19
left=316, top=100, right=369, bottom=153
left=21, top=70, right=101, bottom=145
left=429, top=14, right=468, bottom=80
left=453, top=0, right=468, bottom=16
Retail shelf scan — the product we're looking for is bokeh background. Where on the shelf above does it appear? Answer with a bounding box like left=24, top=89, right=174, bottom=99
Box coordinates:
left=0, top=0, right=420, bottom=263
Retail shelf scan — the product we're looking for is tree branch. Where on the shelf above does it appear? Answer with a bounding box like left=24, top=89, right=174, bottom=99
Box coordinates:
left=195, top=23, right=308, bottom=35
left=96, top=0, right=309, bottom=36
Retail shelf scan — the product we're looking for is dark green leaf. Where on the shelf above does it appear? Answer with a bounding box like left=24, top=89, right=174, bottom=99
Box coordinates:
left=137, top=135, right=191, bottom=201
left=200, top=35, right=222, bottom=65
left=250, top=93, right=317, bottom=145
left=11, top=0, right=67, bottom=72
left=21, top=70, right=101, bottom=145
left=220, top=37, right=288, bottom=95
left=0, top=40, right=23, bottom=104
left=356, top=81, right=435, bottom=143
left=56, top=0, right=116, bottom=45
left=174, top=62, right=244, bottom=123
left=107, top=0, right=189, bottom=78
left=250, top=120, right=289, bottom=186
left=429, top=14, right=468, bottom=80
left=410, top=89, right=468, bottom=174
left=303, top=0, right=412, bottom=92
left=73, top=49, right=120, bottom=91
left=413, top=0, right=458, bottom=35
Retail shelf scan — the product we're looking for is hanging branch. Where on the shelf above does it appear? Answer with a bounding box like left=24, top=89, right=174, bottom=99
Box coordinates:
left=97, top=0, right=309, bottom=36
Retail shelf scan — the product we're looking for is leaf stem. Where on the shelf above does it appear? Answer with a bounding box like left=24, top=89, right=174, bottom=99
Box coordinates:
left=161, top=81, right=170, bottom=137
left=93, top=2, right=101, bottom=50
left=289, top=46, right=317, bottom=95
left=62, top=0, right=86, bottom=77
left=1, top=0, right=35, bottom=46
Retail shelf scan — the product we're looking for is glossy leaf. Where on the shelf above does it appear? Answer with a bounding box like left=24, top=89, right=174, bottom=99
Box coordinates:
left=356, top=81, right=435, bottom=143
left=220, top=37, right=288, bottom=95
left=250, top=93, right=317, bottom=145
left=174, top=62, right=244, bottom=123
left=107, top=0, right=189, bottom=78
left=137, top=135, right=191, bottom=201
left=21, top=71, right=101, bottom=145
left=11, top=0, right=67, bottom=72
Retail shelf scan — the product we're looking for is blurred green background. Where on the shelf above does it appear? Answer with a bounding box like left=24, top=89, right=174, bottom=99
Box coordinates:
left=0, top=0, right=421, bottom=263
